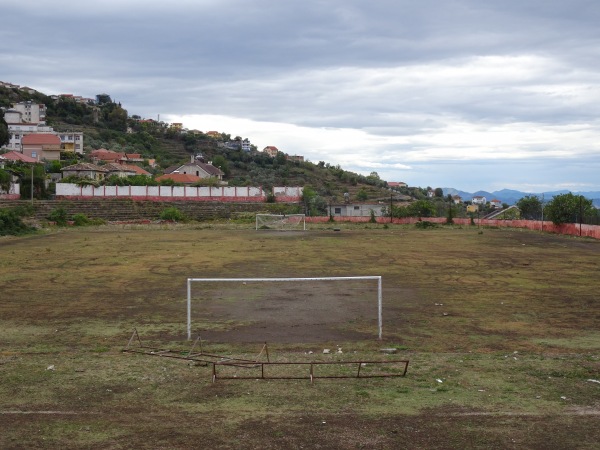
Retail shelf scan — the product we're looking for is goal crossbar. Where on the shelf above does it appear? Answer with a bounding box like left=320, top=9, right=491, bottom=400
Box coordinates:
left=187, top=276, right=383, bottom=340
left=255, top=214, right=306, bottom=231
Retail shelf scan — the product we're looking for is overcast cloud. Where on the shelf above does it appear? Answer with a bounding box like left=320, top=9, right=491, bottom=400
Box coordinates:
left=2, top=0, right=600, bottom=192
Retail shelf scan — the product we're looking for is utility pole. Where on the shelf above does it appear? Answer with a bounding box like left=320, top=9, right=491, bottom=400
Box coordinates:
left=579, top=195, right=583, bottom=236
left=30, top=164, right=34, bottom=205
left=541, top=193, right=544, bottom=232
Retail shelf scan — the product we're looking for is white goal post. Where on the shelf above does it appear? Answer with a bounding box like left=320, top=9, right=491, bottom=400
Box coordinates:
left=186, top=276, right=383, bottom=340
left=255, top=214, right=306, bottom=231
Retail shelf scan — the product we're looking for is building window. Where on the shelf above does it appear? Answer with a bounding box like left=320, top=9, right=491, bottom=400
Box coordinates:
left=334, top=208, right=341, bottom=214
left=354, top=206, right=360, bottom=210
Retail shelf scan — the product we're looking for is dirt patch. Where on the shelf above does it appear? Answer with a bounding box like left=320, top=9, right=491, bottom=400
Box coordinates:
left=191, top=282, right=396, bottom=343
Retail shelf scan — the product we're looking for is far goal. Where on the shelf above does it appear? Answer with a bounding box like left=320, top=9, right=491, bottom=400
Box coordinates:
left=256, top=214, right=306, bottom=231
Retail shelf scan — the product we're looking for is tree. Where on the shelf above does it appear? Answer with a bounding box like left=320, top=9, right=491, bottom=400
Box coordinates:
left=545, top=193, right=594, bottom=225
left=434, top=188, right=444, bottom=198
left=96, top=93, right=112, bottom=105
left=516, top=195, right=543, bottom=220
left=211, top=155, right=230, bottom=176
left=356, top=187, right=368, bottom=201
left=301, top=184, right=317, bottom=211
left=407, top=199, right=436, bottom=217
left=0, top=109, right=9, bottom=146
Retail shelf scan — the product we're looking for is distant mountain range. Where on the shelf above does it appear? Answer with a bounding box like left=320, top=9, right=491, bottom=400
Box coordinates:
left=442, top=188, right=600, bottom=207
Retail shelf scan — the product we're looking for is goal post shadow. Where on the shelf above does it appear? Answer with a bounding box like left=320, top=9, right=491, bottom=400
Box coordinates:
left=186, top=276, right=383, bottom=341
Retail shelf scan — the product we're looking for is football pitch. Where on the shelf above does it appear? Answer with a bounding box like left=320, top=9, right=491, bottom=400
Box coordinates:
left=1, top=223, right=599, bottom=448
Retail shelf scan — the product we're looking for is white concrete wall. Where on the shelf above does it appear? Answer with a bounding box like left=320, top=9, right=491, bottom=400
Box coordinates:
left=56, top=184, right=274, bottom=200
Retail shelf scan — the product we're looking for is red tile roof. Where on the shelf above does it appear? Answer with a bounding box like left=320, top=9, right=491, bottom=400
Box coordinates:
left=0, top=151, right=37, bottom=163
left=155, top=173, right=201, bottom=184
left=61, top=163, right=108, bottom=172
left=115, top=163, right=151, bottom=176
left=21, top=134, right=61, bottom=145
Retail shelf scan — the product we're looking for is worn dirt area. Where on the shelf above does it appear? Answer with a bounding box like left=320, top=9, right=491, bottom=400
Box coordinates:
left=192, top=282, right=402, bottom=343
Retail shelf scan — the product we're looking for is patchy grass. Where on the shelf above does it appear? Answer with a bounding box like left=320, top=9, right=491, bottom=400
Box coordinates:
left=0, top=224, right=599, bottom=448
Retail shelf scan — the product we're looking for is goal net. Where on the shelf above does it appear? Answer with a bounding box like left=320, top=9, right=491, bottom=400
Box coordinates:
left=256, top=214, right=306, bottom=231
left=186, top=276, right=383, bottom=341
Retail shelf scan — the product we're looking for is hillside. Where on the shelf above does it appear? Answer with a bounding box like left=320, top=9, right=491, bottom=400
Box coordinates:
left=1, top=85, right=410, bottom=209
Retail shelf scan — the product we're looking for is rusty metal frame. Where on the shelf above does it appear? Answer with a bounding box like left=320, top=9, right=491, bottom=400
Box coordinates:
left=212, top=359, right=409, bottom=383
left=123, top=329, right=409, bottom=383
left=122, top=328, right=267, bottom=366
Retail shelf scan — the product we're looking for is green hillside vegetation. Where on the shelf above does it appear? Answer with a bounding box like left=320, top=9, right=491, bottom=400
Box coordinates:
left=1, top=86, right=417, bottom=209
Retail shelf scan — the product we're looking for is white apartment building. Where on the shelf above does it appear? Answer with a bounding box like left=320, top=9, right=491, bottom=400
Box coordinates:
left=2, top=106, right=83, bottom=154
left=12, top=101, right=46, bottom=124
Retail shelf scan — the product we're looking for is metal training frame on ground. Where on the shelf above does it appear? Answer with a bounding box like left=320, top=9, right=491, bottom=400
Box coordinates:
left=123, top=330, right=409, bottom=383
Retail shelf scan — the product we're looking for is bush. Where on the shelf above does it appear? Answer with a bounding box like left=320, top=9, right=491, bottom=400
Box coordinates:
left=415, top=220, right=438, bottom=229
left=72, top=213, right=106, bottom=226
left=48, top=207, right=68, bottom=226
left=0, top=208, right=33, bottom=236
left=160, top=207, right=186, bottom=222
left=369, top=210, right=377, bottom=223
left=72, top=213, right=91, bottom=226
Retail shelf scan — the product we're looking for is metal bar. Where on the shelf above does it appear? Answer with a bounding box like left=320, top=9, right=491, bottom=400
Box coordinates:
left=216, top=360, right=409, bottom=366
left=188, top=276, right=382, bottom=282
left=212, top=360, right=409, bottom=382
left=187, top=336, right=201, bottom=357
left=126, top=328, right=142, bottom=350
left=378, top=277, right=383, bottom=340
left=187, top=279, right=192, bottom=340
left=123, top=347, right=259, bottom=364
left=214, top=374, right=407, bottom=380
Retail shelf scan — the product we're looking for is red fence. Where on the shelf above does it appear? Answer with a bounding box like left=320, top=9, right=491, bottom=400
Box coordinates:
left=305, top=216, right=600, bottom=240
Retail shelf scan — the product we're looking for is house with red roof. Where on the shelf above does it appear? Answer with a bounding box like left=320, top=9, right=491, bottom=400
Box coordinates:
left=263, top=146, right=279, bottom=157
left=164, top=157, right=224, bottom=181
left=490, top=199, right=503, bottom=209
left=0, top=151, right=37, bottom=163
left=90, top=148, right=125, bottom=163
left=155, top=173, right=201, bottom=184
left=61, top=163, right=109, bottom=180
left=21, top=134, right=61, bottom=161
left=103, top=163, right=150, bottom=177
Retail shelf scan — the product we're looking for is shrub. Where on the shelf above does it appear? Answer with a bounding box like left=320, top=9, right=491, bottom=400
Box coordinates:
left=72, top=213, right=91, bottom=226
left=415, top=220, right=438, bottom=229
left=48, top=207, right=68, bottom=226
left=0, top=208, right=33, bottom=236
left=160, top=207, right=186, bottom=222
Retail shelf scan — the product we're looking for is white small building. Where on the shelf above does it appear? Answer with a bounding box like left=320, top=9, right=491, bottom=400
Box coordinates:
left=472, top=196, right=487, bottom=205
left=330, top=203, right=386, bottom=218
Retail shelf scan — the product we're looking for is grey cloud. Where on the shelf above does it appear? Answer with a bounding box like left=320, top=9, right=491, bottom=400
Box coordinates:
left=3, top=0, right=600, bottom=191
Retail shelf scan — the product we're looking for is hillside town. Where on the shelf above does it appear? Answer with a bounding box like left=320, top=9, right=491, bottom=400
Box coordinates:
left=1, top=81, right=598, bottom=227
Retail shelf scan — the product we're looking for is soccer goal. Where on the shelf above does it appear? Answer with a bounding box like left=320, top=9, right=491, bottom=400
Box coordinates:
left=255, top=214, right=306, bottom=231
left=186, top=276, right=383, bottom=340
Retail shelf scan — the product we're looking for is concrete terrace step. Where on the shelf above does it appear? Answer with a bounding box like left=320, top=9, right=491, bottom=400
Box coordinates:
left=1, top=199, right=296, bottom=222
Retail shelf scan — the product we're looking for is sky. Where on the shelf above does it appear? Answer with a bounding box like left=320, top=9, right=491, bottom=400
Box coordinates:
left=2, top=0, right=600, bottom=193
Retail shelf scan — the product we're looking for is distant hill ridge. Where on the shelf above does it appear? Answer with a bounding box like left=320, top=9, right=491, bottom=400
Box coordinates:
left=443, top=188, right=600, bottom=207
